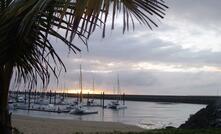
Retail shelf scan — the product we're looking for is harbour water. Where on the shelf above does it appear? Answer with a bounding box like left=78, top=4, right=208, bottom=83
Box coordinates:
left=11, top=99, right=206, bottom=129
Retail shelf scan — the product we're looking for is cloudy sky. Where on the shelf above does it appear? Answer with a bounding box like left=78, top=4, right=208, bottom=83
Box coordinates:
left=44, top=0, right=221, bottom=95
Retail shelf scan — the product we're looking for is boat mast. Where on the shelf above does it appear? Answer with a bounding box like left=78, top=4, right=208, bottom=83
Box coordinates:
left=117, top=74, right=120, bottom=101
left=90, top=76, right=95, bottom=100
left=80, top=64, right=83, bottom=103
left=92, top=76, right=95, bottom=93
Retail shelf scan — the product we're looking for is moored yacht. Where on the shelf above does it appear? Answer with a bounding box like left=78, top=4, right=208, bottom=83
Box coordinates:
left=69, top=65, right=98, bottom=115
left=108, top=74, right=127, bottom=110
left=108, top=100, right=127, bottom=110
left=69, top=104, right=98, bottom=115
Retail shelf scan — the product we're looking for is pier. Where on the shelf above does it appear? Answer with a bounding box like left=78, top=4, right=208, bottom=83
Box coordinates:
left=70, top=94, right=221, bottom=105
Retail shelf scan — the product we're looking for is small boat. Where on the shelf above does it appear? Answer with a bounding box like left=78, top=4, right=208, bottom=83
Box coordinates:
left=87, top=99, right=94, bottom=106
left=46, top=104, right=56, bottom=111
left=108, top=100, right=127, bottom=110
left=13, top=103, right=29, bottom=110
left=87, top=99, right=100, bottom=107
left=86, top=77, right=100, bottom=107
left=57, top=105, right=71, bottom=113
left=69, top=104, right=98, bottom=115
left=17, top=96, right=25, bottom=103
left=35, top=97, right=50, bottom=105
left=8, top=98, right=16, bottom=104
left=108, top=74, right=127, bottom=110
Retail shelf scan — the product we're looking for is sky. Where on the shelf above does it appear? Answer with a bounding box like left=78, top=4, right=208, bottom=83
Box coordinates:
left=31, top=0, right=221, bottom=95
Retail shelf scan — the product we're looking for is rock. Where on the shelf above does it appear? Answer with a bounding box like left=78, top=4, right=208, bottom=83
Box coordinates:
left=180, top=100, right=221, bottom=129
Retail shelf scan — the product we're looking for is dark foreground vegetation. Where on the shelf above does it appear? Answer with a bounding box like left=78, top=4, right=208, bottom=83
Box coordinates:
left=73, top=129, right=221, bottom=134
left=121, top=129, right=221, bottom=134
left=13, top=128, right=221, bottom=134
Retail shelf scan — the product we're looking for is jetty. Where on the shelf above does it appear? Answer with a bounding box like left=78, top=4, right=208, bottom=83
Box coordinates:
left=70, top=94, right=221, bottom=105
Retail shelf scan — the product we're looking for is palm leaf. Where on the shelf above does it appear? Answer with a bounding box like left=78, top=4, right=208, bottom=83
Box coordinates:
left=0, top=0, right=168, bottom=89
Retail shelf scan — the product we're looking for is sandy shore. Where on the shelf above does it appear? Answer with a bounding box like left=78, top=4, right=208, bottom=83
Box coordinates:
left=12, top=115, right=144, bottom=134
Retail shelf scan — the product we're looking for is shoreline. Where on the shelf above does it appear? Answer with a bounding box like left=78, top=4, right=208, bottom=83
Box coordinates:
left=12, top=114, right=144, bottom=134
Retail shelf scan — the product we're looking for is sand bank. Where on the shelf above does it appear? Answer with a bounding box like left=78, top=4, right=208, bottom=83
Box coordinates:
left=12, top=115, right=144, bottom=134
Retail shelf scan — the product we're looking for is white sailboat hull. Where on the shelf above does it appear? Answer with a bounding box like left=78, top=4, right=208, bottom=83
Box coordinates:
left=69, top=104, right=98, bottom=115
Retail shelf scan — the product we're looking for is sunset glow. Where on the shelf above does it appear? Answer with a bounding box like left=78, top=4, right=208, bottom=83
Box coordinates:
left=49, top=88, right=113, bottom=94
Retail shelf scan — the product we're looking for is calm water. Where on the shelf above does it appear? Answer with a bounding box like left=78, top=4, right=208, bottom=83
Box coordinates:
left=12, top=99, right=206, bottom=129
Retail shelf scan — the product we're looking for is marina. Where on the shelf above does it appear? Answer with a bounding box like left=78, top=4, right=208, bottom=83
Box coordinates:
left=11, top=99, right=206, bottom=129
left=8, top=90, right=206, bottom=129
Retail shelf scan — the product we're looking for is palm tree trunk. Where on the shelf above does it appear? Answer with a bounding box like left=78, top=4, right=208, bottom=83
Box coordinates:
left=0, top=64, right=13, bottom=134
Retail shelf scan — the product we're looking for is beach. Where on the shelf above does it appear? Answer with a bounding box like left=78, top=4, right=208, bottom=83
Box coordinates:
left=12, top=115, right=144, bottom=134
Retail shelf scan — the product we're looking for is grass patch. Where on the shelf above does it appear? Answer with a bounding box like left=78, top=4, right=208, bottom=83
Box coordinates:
left=13, top=128, right=23, bottom=134
left=73, top=128, right=221, bottom=134
left=142, top=128, right=221, bottom=134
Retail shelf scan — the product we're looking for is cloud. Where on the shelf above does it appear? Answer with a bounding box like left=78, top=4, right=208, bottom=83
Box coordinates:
left=11, top=0, right=221, bottom=96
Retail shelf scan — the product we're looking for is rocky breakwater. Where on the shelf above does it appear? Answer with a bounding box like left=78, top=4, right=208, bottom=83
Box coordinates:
left=180, top=100, right=221, bottom=128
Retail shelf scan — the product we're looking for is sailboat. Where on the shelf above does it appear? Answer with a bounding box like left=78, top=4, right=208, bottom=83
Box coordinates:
left=87, top=76, right=99, bottom=106
left=108, top=74, right=127, bottom=110
left=69, top=65, right=98, bottom=115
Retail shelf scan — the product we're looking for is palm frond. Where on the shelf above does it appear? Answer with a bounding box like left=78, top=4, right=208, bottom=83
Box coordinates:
left=0, top=0, right=168, bottom=89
